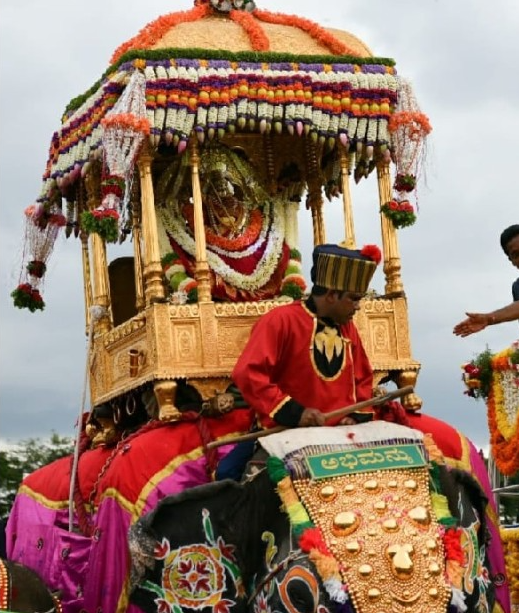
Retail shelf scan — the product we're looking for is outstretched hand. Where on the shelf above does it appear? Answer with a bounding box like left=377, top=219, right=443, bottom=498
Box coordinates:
left=453, top=313, right=490, bottom=337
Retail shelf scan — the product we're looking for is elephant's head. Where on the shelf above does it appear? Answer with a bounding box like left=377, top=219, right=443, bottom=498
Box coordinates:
left=129, top=422, right=496, bottom=613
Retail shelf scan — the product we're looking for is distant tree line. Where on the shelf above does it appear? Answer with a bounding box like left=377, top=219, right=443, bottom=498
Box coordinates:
left=0, top=433, right=74, bottom=519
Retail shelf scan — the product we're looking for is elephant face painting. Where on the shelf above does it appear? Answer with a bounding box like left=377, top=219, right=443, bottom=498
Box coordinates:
left=129, top=422, right=500, bottom=613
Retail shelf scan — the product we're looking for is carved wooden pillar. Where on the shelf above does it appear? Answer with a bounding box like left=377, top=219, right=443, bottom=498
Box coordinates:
left=80, top=231, right=93, bottom=335
left=189, top=138, right=212, bottom=303
left=137, top=146, right=166, bottom=305
left=305, top=139, right=326, bottom=246
left=84, top=170, right=112, bottom=334
left=77, top=181, right=93, bottom=334
left=377, top=160, right=403, bottom=294
left=396, top=370, right=422, bottom=411
left=339, top=145, right=356, bottom=249
left=130, top=177, right=145, bottom=312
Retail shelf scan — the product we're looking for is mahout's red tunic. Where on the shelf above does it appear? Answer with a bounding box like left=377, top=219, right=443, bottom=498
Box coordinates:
left=232, top=301, right=373, bottom=428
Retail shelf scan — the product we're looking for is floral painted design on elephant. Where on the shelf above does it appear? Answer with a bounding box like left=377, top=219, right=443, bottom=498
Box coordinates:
left=251, top=531, right=331, bottom=613
left=143, top=508, right=244, bottom=613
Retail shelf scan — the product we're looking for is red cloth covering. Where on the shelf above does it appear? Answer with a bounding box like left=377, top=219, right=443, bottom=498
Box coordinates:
left=406, top=411, right=464, bottom=461
left=22, top=409, right=255, bottom=506
left=232, top=302, right=373, bottom=428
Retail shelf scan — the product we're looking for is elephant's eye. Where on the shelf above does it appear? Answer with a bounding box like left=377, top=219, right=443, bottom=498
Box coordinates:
left=287, top=579, right=316, bottom=613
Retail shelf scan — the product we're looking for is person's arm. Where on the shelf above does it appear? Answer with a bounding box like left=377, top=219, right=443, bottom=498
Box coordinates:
left=453, top=301, right=519, bottom=337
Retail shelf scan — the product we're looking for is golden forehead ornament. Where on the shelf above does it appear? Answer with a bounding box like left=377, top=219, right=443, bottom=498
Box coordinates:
left=292, top=467, right=451, bottom=613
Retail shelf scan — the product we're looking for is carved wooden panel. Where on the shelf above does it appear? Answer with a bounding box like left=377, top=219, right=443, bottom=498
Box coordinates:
left=218, top=320, right=260, bottom=366
left=171, top=323, right=202, bottom=367
left=90, top=296, right=420, bottom=406
left=370, top=318, right=392, bottom=358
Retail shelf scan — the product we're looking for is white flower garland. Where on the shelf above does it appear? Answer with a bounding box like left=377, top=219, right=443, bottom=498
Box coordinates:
left=159, top=199, right=286, bottom=291
left=500, top=370, right=519, bottom=433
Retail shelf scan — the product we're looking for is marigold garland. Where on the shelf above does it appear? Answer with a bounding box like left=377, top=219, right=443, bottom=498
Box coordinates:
left=184, top=205, right=264, bottom=252
left=230, top=9, right=270, bottom=51
left=253, top=9, right=355, bottom=56
left=463, top=342, right=519, bottom=475
left=388, top=111, right=431, bottom=137
left=488, top=380, right=519, bottom=476
left=110, top=4, right=211, bottom=64
left=500, top=526, right=519, bottom=605
left=492, top=370, right=519, bottom=442
left=101, top=113, right=150, bottom=135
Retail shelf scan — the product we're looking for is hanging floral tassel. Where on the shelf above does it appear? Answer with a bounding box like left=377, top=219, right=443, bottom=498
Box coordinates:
left=388, top=76, right=431, bottom=217
left=11, top=203, right=66, bottom=312
left=82, top=70, right=150, bottom=242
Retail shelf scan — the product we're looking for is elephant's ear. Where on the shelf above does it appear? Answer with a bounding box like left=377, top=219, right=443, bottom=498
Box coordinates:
left=129, top=480, right=246, bottom=586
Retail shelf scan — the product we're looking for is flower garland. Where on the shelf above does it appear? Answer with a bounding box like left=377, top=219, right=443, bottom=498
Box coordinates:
left=388, top=76, right=431, bottom=209
left=252, top=9, right=355, bottom=56
left=229, top=9, right=269, bottom=52
left=11, top=283, right=45, bottom=312
left=110, top=4, right=211, bottom=64
left=81, top=208, right=120, bottom=243
left=380, top=199, right=416, bottom=229
left=183, top=205, right=265, bottom=253
left=280, top=248, right=307, bottom=300
left=463, top=342, right=519, bottom=475
left=500, top=527, right=519, bottom=606
left=159, top=199, right=286, bottom=292
left=488, top=356, right=519, bottom=476
left=461, top=347, right=494, bottom=400
left=40, top=57, right=398, bottom=207
left=162, top=252, right=198, bottom=303
left=12, top=203, right=66, bottom=311
left=100, top=70, right=150, bottom=232
left=266, top=448, right=467, bottom=612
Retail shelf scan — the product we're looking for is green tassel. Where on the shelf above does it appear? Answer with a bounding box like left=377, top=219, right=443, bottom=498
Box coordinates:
left=429, top=461, right=442, bottom=492
left=267, top=456, right=288, bottom=483
left=292, top=521, right=314, bottom=538
left=438, top=516, right=458, bottom=529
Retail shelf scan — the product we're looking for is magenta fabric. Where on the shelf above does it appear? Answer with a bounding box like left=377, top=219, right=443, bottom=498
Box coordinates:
left=6, top=447, right=235, bottom=613
left=467, top=440, right=511, bottom=613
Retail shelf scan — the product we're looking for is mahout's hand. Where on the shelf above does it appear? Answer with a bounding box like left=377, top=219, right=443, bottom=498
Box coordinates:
left=298, top=408, right=326, bottom=427
left=339, top=416, right=357, bottom=425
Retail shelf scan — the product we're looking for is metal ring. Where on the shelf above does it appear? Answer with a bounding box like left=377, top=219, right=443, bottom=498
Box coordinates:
left=126, top=394, right=137, bottom=416
left=113, top=405, right=121, bottom=425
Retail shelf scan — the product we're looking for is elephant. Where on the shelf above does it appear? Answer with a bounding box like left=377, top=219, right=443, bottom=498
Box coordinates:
left=6, top=409, right=254, bottom=613
left=0, top=558, right=61, bottom=613
left=128, top=417, right=511, bottom=613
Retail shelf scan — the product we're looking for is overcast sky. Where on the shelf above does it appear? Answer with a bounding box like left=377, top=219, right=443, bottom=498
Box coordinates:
left=1, top=0, right=518, bottom=450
